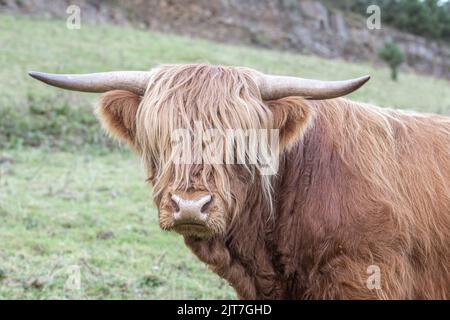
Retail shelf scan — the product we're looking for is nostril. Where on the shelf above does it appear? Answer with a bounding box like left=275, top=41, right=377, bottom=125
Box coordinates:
left=200, top=196, right=213, bottom=213
left=170, top=198, right=180, bottom=212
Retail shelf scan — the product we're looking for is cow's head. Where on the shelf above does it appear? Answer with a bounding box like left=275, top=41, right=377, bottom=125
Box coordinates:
left=29, top=64, right=369, bottom=239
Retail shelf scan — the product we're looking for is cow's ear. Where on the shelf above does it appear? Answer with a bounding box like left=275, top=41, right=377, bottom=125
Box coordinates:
left=266, top=97, right=313, bottom=150
left=95, top=90, right=141, bottom=146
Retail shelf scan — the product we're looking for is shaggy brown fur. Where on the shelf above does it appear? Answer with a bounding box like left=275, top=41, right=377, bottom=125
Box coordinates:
left=96, top=64, right=450, bottom=299
left=96, top=90, right=141, bottom=146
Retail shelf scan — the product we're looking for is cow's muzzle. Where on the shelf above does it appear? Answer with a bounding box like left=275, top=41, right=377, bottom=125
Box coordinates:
left=170, top=193, right=213, bottom=230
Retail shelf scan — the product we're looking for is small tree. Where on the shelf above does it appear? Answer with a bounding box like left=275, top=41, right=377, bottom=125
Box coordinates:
left=378, top=40, right=406, bottom=81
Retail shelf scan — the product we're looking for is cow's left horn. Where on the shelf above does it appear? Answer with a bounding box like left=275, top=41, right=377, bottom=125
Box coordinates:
left=251, top=71, right=370, bottom=100
left=28, top=71, right=151, bottom=95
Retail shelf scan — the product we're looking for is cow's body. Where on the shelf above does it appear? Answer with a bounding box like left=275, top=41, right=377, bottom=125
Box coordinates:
left=185, top=98, right=450, bottom=299
left=30, top=64, right=450, bottom=299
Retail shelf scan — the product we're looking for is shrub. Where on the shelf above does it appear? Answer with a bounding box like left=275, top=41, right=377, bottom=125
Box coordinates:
left=378, top=40, right=405, bottom=81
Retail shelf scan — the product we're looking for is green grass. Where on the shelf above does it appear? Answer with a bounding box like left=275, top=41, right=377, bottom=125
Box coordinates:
left=0, top=14, right=450, bottom=299
left=0, top=149, right=234, bottom=299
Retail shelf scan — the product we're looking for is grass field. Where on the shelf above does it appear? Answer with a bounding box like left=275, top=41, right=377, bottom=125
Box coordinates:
left=0, top=149, right=234, bottom=299
left=0, top=14, right=449, bottom=299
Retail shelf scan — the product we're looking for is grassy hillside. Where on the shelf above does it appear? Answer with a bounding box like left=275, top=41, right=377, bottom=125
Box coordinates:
left=2, top=15, right=449, bottom=109
left=1, top=15, right=450, bottom=149
left=0, top=14, right=450, bottom=299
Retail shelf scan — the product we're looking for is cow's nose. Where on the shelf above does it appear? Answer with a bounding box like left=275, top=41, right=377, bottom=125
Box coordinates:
left=171, top=193, right=212, bottom=225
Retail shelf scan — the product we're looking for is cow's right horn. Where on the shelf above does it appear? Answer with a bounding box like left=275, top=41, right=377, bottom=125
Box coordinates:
left=28, top=71, right=152, bottom=96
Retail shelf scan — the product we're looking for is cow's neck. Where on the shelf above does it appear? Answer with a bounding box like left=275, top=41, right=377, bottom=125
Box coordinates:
left=183, top=178, right=281, bottom=298
left=183, top=142, right=318, bottom=299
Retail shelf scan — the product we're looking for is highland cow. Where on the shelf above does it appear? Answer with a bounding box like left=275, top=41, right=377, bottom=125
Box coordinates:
left=29, top=64, right=450, bottom=299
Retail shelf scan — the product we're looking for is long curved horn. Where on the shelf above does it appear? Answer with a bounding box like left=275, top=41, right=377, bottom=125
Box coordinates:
left=29, top=68, right=370, bottom=100
left=251, top=71, right=370, bottom=100
left=28, top=71, right=151, bottom=95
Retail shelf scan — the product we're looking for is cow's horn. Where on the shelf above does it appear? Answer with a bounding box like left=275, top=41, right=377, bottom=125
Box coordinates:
left=252, top=71, right=370, bottom=100
left=28, top=71, right=151, bottom=95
